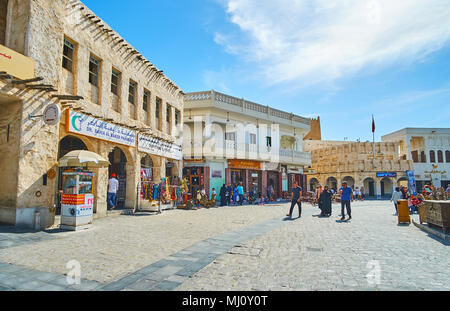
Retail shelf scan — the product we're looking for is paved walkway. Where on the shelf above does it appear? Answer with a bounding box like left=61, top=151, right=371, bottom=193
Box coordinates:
left=177, top=201, right=450, bottom=291
left=0, top=201, right=448, bottom=291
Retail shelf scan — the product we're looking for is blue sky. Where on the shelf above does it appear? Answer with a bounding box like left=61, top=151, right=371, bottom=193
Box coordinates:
left=82, top=0, right=450, bottom=142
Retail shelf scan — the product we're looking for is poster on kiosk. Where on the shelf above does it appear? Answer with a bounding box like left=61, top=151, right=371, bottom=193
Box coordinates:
left=61, top=171, right=95, bottom=231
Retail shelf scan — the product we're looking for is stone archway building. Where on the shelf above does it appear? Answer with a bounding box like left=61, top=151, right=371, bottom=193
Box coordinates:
left=303, top=141, right=413, bottom=198
left=0, top=0, right=183, bottom=227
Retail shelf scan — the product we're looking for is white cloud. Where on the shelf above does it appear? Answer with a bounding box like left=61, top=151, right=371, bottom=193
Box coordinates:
left=216, top=0, right=450, bottom=87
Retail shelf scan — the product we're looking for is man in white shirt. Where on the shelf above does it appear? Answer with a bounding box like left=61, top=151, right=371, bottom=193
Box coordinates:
left=108, top=173, right=119, bottom=210
left=391, top=187, right=403, bottom=215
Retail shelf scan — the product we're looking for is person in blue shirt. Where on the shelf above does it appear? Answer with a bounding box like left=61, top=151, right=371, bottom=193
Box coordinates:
left=339, top=181, right=353, bottom=221
left=237, top=182, right=244, bottom=205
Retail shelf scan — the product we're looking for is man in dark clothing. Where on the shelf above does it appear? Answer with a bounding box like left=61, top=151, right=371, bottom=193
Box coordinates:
left=220, top=184, right=227, bottom=207
left=319, top=185, right=333, bottom=216
left=339, top=181, right=353, bottom=221
left=226, top=183, right=233, bottom=205
left=287, top=181, right=302, bottom=219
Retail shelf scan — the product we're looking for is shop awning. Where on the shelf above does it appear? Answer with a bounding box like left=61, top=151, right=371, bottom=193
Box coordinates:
left=58, top=150, right=110, bottom=168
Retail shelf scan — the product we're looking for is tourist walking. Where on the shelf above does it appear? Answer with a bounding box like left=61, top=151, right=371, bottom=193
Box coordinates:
left=339, top=181, right=353, bottom=221
left=107, top=173, right=119, bottom=210
left=391, top=187, right=403, bottom=214
left=319, top=185, right=333, bottom=216
left=287, top=181, right=302, bottom=219
left=227, top=183, right=233, bottom=205
left=237, top=182, right=244, bottom=206
left=220, top=184, right=227, bottom=207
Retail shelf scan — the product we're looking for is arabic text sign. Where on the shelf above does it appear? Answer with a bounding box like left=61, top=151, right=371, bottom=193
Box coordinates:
left=376, top=172, right=397, bottom=178
left=138, top=134, right=182, bottom=161
left=68, top=111, right=136, bottom=147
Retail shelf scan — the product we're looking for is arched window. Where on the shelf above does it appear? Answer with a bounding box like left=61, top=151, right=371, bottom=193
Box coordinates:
left=437, top=150, right=444, bottom=163
left=420, top=151, right=426, bottom=163
left=430, top=150, right=436, bottom=163
left=446, top=150, right=450, bottom=163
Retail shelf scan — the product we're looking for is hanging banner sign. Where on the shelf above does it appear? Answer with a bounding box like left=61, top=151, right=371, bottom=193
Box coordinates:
left=138, top=134, right=182, bottom=161
left=407, top=170, right=417, bottom=196
left=67, top=110, right=136, bottom=147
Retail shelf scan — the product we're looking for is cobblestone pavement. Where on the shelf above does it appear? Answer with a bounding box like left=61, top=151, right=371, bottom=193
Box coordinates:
left=177, top=201, right=450, bottom=291
left=0, top=204, right=287, bottom=283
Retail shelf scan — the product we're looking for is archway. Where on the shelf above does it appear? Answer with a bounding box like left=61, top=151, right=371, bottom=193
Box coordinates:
left=326, top=177, right=338, bottom=191
left=309, top=178, right=320, bottom=192
left=363, top=177, right=375, bottom=197
left=56, top=136, right=90, bottom=211
left=108, top=147, right=127, bottom=209
left=342, top=176, right=355, bottom=189
left=380, top=177, right=393, bottom=198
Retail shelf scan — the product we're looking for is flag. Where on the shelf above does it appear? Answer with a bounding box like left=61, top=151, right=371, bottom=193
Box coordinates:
left=372, top=115, right=375, bottom=133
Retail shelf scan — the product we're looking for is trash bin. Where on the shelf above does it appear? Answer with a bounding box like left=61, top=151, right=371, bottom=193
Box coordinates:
left=397, top=199, right=411, bottom=224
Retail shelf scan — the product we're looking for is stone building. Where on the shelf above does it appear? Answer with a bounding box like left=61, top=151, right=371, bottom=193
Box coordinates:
left=182, top=90, right=312, bottom=199
left=0, top=0, right=183, bottom=227
left=382, top=128, right=450, bottom=190
left=303, top=140, right=413, bottom=198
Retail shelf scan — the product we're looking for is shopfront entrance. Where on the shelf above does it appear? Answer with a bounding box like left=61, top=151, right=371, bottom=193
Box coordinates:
left=56, top=136, right=89, bottom=213
left=231, top=169, right=246, bottom=186
left=108, top=147, right=127, bottom=209
left=267, top=171, right=280, bottom=200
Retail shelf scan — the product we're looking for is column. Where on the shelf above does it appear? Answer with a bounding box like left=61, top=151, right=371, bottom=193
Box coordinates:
left=375, top=179, right=382, bottom=199
left=262, top=170, right=268, bottom=196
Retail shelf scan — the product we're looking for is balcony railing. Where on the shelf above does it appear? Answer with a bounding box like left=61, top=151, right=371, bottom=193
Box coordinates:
left=185, top=90, right=311, bottom=126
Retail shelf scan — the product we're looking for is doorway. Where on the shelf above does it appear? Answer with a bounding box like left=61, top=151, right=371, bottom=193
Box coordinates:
left=108, top=147, right=127, bottom=209
left=56, top=136, right=88, bottom=213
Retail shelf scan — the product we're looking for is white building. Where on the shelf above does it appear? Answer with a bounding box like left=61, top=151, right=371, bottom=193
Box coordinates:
left=382, top=128, right=450, bottom=190
left=183, top=90, right=312, bottom=199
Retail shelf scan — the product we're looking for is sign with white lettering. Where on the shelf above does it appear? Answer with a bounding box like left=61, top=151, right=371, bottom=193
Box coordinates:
left=138, top=134, right=182, bottom=161
left=67, top=111, right=136, bottom=147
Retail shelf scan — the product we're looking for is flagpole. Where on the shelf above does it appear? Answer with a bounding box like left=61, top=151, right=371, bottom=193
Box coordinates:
left=372, top=115, right=376, bottom=169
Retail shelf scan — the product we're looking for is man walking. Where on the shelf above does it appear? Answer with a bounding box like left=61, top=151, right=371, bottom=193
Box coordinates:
left=339, top=181, right=353, bottom=221
left=287, top=181, right=302, bottom=219
left=107, top=173, right=119, bottom=210
left=237, top=182, right=244, bottom=205
left=391, top=187, right=403, bottom=215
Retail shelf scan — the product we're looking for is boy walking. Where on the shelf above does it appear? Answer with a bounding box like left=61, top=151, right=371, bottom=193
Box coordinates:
left=287, top=181, right=302, bottom=219
left=339, top=181, right=353, bottom=221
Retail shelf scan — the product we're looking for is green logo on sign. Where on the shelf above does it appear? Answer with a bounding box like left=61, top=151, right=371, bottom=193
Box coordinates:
left=71, top=115, right=81, bottom=132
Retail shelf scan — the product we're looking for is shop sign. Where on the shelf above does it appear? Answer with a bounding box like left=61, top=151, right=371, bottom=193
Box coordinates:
left=67, top=111, right=136, bottom=147
left=376, top=172, right=397, bottom=178
left=264, top=162, right=280, bottom=171
left=43, top=104, right=61, bottom=125
left=138, top=134, right=182, bottom=161
left=211, top=170, right=223, bottom=178
left=228, top=159, right=262, bottom=170
left=0, top=44, right=35, bottom=80
left=61, top=194, right=94, bottom=218
left=407, top=170, right=417, bottom=196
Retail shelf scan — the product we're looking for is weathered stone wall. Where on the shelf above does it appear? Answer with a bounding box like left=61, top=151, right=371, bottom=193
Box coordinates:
left=0, top=0, right=7, bottom=45
left=0, top=0, right=184, bottom=225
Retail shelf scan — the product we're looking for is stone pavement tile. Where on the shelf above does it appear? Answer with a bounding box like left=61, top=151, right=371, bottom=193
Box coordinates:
left=69, top=280, right=105, bottom=291
left=126, top=279, right=158, bottom=291
left=152, top=280, right=181, bottom=291
left=0, top=276, right=30, bottom=289
left=33, top=271, right=61, bottom=282
left=0, top=264, right=27, bottom=274
left=134, top=265, right=160, bottom=275
left=15, top=280, right=52, bottom=291
left=0, top=285, right=12, bottom=291
left=35, top=283, right=68, bottom=291
left=102, top=273, right=146, bottom=291
left=166, top=274, right=189, bottom=283
left=148, top=259, right=173, bottom=268
left=153, top=265, right=184, bottom=276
